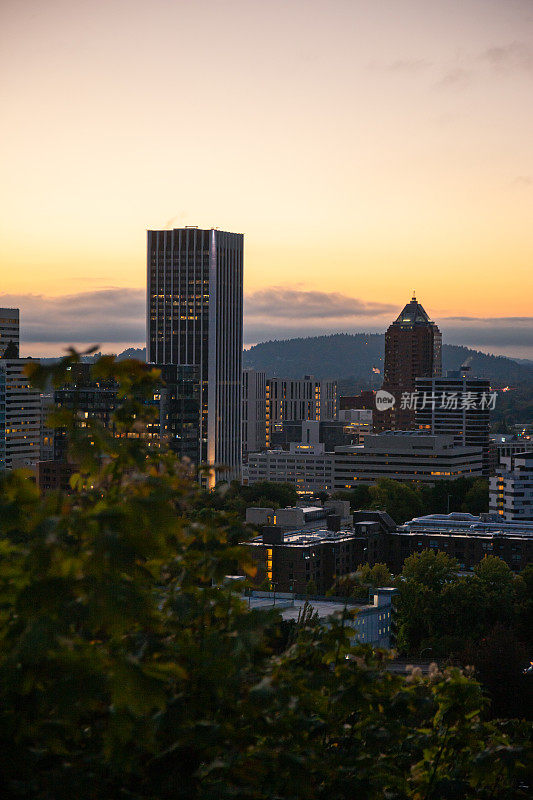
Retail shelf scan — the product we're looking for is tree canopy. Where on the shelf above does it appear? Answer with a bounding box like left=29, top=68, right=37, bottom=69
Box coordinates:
left=394, top=550, right=533, bottom=719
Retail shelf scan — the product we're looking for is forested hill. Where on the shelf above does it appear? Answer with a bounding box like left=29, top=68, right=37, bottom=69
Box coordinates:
left=39, top=335, right=533, bottom=390
left=243, top=333, right=533, bottom=389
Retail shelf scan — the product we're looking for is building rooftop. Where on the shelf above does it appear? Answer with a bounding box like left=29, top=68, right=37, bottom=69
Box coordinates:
left=393, top=295, right=432, bottom=327
left=398, top=512, right=533, bottom=538
left=244, top=590, right=395, bottom=621
left=249, top=527, right=360, bottom=548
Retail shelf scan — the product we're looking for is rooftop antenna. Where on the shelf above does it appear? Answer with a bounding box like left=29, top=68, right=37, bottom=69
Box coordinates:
left=412, top=289, right=416, bottom=300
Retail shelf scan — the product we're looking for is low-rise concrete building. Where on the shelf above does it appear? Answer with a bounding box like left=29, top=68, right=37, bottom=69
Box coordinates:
left=247, top=526, right=370, bottom=595
left=244, top=442, right=334, bottom=495
left=388, top=512, right=533, bottom=573
left=245, top=588, right=397, bottom=648
left=244, top=432, right=483, bottom=495
left=270, top=417, right=371, bottom=451
left=333, top=432, right=483, bottom=490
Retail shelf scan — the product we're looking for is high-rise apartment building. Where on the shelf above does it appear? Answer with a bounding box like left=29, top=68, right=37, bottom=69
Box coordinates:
left=0, top=358, right=41, bottom=471
left=147, top=227, right=244, bottom=486
left=242, top=368, right=266, bottom=456
left=0, top=308, right=19, bottom=357
left=266, top=376, right=337, bottom=446
left=415, top=373, right=491, bottom=475
left=490, top=452, right=533, bottom=522
left=0, top=309, right=40, bottom=471
left=377, top=296, right=441, bottom=431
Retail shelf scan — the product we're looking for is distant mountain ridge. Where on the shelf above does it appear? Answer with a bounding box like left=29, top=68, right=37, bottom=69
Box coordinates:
left=243, top=333, right=533, bottom=389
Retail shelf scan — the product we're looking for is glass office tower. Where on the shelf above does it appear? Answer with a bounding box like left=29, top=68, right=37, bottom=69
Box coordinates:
left=147, top=227, right=243, bottom=486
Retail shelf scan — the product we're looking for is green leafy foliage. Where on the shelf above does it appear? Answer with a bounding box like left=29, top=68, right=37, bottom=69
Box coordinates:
left=0, top=353, right=530, bottom=798
left=369, top=478, right=424, bottom=523
left=329, top=563, right=393, bottom=601
left=193, top=479, right=299, bottom=518
left=335, top=477, right=489, bottom=523
left=394, top=551, right=533, bottom=719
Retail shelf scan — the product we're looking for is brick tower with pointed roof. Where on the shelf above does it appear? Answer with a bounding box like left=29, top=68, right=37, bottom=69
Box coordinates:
left=375, top=295, right=442, bottom=431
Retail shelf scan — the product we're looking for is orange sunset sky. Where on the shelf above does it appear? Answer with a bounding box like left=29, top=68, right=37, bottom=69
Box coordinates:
left=1, top=0, right=532, bottom=357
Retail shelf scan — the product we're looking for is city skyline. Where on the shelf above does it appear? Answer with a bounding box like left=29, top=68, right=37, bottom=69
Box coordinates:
left=2, top=0, right=533, bottom=358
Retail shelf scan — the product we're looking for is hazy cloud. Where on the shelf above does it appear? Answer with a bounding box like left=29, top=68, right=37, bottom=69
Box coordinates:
left=245, top=288, right=396, bottom=320
left=386, top=58, right=432, bottom=72
left=431, top=40, right=533, bottom=91
left=0, top=289, right=145, bottom=344
left=435, top=67, right=472, bottom=89
left=480, top=41, right=533, bottom=73
left=2, top=289, right=532, bottom=360
left=436, top=317, right=533, bottom=350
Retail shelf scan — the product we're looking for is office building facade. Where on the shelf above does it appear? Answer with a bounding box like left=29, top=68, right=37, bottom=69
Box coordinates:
left=270, top=416, right=370, bottom=452
left=244, top=432, right=483, bottom=495
left=489, top=435, right=533, bottom=474
left=242, top=368, right=266, bottom=456
left=53, top=364, right=119, bottom=460
left=333, top=433, right=482, bottom=490
left=415, top=374, right=491, bottom=475
left=266, top=376, right=337, bottom=446
left=147, top=227, right=243, bottom=485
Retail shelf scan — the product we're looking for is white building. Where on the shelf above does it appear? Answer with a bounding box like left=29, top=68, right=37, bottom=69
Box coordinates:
left=242, top=368, right=266, bottom=456
left=0, top=358, right=41, bottom=471
left=490, top=452, right=533, bottom=522
left=245, top=442, right=334, bottom=494
left=333, top=432, right=483, bottom=490
left=490, top=435, right=533, bottom=473
left=244, top=432, right=483, bottom=495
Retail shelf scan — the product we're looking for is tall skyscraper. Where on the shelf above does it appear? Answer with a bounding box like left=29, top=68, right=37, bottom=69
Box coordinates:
left=376, top=295, right=441, bottom=430
left=147, top=227, right=244, bottom=486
